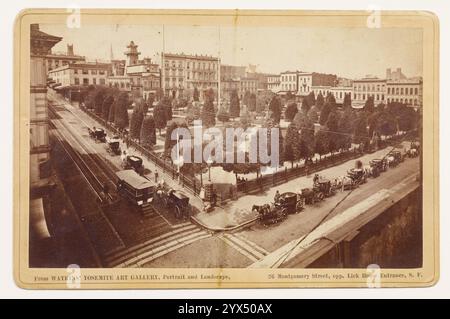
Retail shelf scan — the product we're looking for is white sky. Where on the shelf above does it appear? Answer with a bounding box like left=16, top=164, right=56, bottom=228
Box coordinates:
left=40, top=24, right=423, bottom=79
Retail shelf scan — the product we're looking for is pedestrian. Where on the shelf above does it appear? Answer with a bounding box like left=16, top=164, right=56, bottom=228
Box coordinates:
left=154, top=170, right=159, bottom=183
left=274, top=190, right=280, bottom=203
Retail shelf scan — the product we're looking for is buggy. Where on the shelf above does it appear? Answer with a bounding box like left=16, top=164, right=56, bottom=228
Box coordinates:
left=252, top=203, right=288, bottom=226
left=106, top=136, right=121, bottom=156
left=88, top=127, right=106, bottom=143
left=276, top=192, right=304, bottom=214
left=369, top=159, right=387, bottom=173
left=122, top=155, right=145, bottom=175
left=166, top=189, right=191, bottom=219
left=347, top=168, right=367, bottom=185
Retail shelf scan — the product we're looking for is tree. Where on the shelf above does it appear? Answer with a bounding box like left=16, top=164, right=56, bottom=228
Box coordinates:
left=113, top=92, right=130, bottom=130
left=299, top=116, right=315, bottom=160
left=108, top=97, right=117, bottom=123
left=326, top=92, right=337, bottom=110
left=201, top=88, right=216, bottom=127
left=284, top=122, right=301, bottom=167
left=229, top=90, right=240, bottom=119
left=154, top=100, right=168, bottom=135
left=248, top=93, right=257, bottom=112
left=164, top=120, right=189, bottom=156
left=338, top=106, right=354, bottom=151
left=301, top=98, right=311, bottom=114
left=286, top=91, right=294, bottom=101
left=284, top=102, right=298, bottom=122
left=307, top=91, right=316, bottom=106
left=216, top=107, right=230, bottom=124
left=243, top=90, right=251, bottom=107
left=129, top=105, right=144, bottom=141
left=325, top=111, right=340, bottom=154
left=239, top=111, right=251, bottom=130
left=343, top=93, right=352, bottom=109
left=94, top=87, right=107, bottom=114
left=186, top=101, right=201, bottom=123
left=140, top=115, right=156, bottom=148
left=364, top=96, right=375, bottom=113
left=256, top=91, right=273, bottom=114
left=268, top=96, right=282, bottom=124
left=307, top=105, right=319, bottom=123
left=166, top=102, right=173, bottom=121
left=353, top=112, right=369, bottom=145
left=193, top=87, right=200, bottom=102
left=315, top=128, right=329, bottom=159
left=319, top=102, right=332, bottom=126
left=101, top=94, right=115, bottom=121
left=316, top=92, right=325, bottom=111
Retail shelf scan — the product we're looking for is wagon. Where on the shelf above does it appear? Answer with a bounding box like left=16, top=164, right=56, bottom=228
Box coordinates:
left=252, top=203, right=288, bottom=226
left=370, top=159, right=387, bottom=173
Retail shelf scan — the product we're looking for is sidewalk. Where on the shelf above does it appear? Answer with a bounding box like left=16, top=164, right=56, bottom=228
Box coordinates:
left=190, top=143, right=409, bottom=232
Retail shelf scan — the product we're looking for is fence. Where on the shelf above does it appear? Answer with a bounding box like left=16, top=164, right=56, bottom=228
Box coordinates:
left=80, top=106, right=411, bottom=201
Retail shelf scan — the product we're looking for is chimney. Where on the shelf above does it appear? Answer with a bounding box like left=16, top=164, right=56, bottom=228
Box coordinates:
left=67, top=44, right=74, bottom=56
left=386, top=68, right=392, bottom=79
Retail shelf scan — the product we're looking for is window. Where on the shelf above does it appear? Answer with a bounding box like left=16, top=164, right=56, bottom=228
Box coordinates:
left=400, top=88, right=404, bottom=95
left=82, top=69, right=88, bottom=75
left=99, top=70, right=105, bottom=75
left=83, top=78, right=89, bottom=85
left=93, top=78, right=96, bottom=85
left=74, top=77, right=79, bottom=85
left=91, top=69, right=97, bottom=75
left=100, top=78, right=105, bottom=85
left=74, top=69, right=78, bottom=74
left=415, top=88, right=418, bottom=95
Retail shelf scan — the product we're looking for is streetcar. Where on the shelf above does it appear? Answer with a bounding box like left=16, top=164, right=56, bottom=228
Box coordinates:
left=116, top=170, right=155, bottom=207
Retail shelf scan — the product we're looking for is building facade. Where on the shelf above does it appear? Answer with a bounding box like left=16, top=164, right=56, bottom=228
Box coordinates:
left=386, top=79, right=422, bottom=108
left=267, top=74, right=280, bottom=93
left=30, top=24, right=62, bottom=187
left=279, top=71, right=299, bottom=94
left=48, top=62, right=111, bottom=88
left=220, top=64, right=246, bottom=81
left=45, top=44, right=85, bottom=73
left=352, top=77, right=387, bottom=108
left=297, top=72, right=337, bottom=97
left=162, top=53, right=219, bottom=100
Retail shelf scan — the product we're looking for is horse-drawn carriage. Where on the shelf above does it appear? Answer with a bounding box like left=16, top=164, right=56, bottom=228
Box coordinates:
left=346, top=168, right=367, bottom=187
left=252, top=202, right=288, bottom=226
left=88, top=127, right=106, bottom=143
left=121, top=155, right=145, bottom=175
left=406, top=141, right=420, bottom=158
left=106, top=136, right=121, bottom=156
left=154, top=185, right=191, bottom=220
left=299, top=177, right=336, bottom=205
left=369, top=159, right=387, bottom=173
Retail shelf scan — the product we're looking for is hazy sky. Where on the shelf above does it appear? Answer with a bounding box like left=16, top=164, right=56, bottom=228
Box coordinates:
left=41, top=24, right=422, bottom=79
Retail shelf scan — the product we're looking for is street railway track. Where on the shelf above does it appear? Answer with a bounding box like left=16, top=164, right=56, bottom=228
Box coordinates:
left=49, top=105, right=118, bottom=203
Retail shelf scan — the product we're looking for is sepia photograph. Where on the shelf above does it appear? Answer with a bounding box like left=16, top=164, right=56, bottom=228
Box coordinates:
left=16, top=9, right=439, bottom=288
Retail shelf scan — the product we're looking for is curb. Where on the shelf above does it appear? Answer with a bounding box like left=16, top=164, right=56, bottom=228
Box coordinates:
left=190, top=215, right=259, bottom=233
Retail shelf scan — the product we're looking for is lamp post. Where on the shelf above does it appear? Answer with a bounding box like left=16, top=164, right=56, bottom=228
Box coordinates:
left=207, top=157, right=214, bottom=182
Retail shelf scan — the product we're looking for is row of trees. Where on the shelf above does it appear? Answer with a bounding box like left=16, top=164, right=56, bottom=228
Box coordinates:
left=81, top=85, right=173, bottom=150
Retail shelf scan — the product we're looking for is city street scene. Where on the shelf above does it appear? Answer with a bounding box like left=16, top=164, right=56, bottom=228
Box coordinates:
left=29, top=21, right=423, bottom=270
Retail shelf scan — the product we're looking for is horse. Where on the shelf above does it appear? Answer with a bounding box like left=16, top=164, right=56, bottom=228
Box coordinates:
left=386, top=155, right=397, bottom=168
left=407, top=148, right=419, bottom=158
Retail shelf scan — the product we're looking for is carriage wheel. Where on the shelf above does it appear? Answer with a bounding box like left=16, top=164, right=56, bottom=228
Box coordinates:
left=296, top=201, right=303, bottom=213
left=318, top=193, right=325, bottom=201
left=175, top=205, right=182, bottom=219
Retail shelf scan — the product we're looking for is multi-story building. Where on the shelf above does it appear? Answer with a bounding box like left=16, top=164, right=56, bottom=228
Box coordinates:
left=106, top=75, right=131, bottom=91
left=297, top=72, right=337, bottom=97
left=386, top=67, right=407, bottom=81
left=240, top=77, right=258, bottom=97
left=279, top=71, right=299, bottom=94
left=48, top=62, right=111, bottom=88
left=267, top=74, right=280, bottom=93
left=162, top=52, right=219, bottom=100
left=221, top=79, right=241, bottom=100
left=30, top=24, right=61, bottom=189
left=386, top=78, right=422, bottom=108
left=352, top=76, right=387, bottom=108
left=123, top=42, right=161, bottom=99
left=45, top=44, right=85, bottom=73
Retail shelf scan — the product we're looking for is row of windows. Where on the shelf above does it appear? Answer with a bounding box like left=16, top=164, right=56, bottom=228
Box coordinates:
left=74, top=77, right=106, bottom=86
left=164, top=60, right=218, bottom=71
left=353, top=83, right=386, bottom=92
left=281, top=75, right=296, bottom=82
left=354, top=93, right=385, bottom=101
left=387, top=97, right=419, bottom=105
left=108, top=82, right=131, bottom=89
left=73, top=69, right=106, bottom=75
left=387, top=87, right=419, bottom=95
left=281, top=83, right=296, bottom=91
